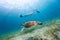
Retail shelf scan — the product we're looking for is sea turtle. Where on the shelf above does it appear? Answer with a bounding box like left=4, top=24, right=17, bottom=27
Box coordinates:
left=22, top=21, right=42, bottom=28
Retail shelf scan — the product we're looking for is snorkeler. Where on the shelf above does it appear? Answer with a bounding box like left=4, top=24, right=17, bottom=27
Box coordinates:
left=20, top=10, right=40, bottom=18
left=20, top=12, right=33, bottom=18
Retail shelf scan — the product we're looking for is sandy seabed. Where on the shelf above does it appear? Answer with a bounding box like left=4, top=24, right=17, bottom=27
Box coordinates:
left=1, top=18, right=60, bottom=40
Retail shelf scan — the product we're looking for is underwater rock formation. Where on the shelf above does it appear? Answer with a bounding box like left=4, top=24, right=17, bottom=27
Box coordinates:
left=1, top=19, right=60, bottom=40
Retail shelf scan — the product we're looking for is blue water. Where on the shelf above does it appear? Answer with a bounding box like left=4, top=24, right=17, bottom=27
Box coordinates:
left=0, top=0, right=60, bottom=37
